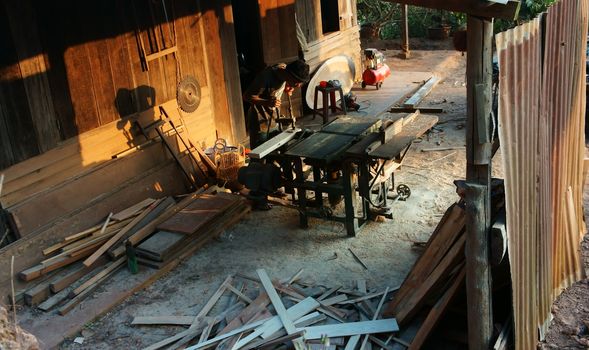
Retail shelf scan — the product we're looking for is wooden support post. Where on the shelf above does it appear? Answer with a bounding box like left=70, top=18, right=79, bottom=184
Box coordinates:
left=401, top=5, right=410, bottom=59
left=465, top=15, right=493, bottom=350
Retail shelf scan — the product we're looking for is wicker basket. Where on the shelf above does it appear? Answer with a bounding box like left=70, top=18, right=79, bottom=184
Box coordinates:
left=214, top=139, right=245, bottom=183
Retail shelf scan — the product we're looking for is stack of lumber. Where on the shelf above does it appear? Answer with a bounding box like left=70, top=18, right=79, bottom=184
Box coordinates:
left=382, top=203, right=466, bottom=349
left=15, top=190, right=249, bottom=317
left=137, top=269, right=400, bottom=350
left=136, top=193, right=250, bottom=268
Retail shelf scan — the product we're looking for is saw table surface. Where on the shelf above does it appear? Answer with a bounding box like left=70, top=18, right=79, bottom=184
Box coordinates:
left=285, top=132, right=356, bottom=161
left=369, top=114, right=438, bottom=160
left=321, top=116, right=381, bottom=136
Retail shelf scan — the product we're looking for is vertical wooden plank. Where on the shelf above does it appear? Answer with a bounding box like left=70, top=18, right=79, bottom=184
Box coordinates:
left=174, top=0, right=208, bottom=88
left=0, top=1, right=40, bottom=166
left=199, top=0, right=233, bottom=141
left=277, top=0, right=298, bottom=60
left=465, top=15, right=493, bottom=348
left=259, top=0, right=281, bottom=64
left=218, top=0, right=247, bottom=142
left=3, top=0, right=60, bottom=153
left=34, top=1, right=78, bottom=140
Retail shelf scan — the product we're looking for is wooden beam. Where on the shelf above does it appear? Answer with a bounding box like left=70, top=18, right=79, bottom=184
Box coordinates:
left=403, top=76, right=441, bottom=108
left=382, top=0, right=520, bottom=20
left=464, top=13, right=494, bottom=349
left=401, top=5, right=410, bottom=59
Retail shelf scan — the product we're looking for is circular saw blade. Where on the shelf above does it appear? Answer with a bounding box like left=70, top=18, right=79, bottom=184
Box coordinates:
left=177, top=75, right=201, bottom=113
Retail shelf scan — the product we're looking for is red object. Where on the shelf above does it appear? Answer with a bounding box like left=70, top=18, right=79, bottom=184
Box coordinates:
left=319, top=80, right=328, bottom=88
left=362, top=64, right=391, bottom=89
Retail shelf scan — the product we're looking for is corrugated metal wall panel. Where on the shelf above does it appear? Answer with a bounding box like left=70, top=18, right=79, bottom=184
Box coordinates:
left=496, top=17, right=543, bottom=350
left=496, top=0, right=588, bottom=348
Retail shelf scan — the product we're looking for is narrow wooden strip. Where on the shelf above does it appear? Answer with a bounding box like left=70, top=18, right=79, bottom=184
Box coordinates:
left=300, top=319, right=399, bottom=340
left=317, top=286, right=341, bottom=301
left=83, top=200, right=161, bottom=266
left=409, top=266, right=466, bottom=349
left=111, top=198, right=156, bottom=221
left=58, top=260, right=124, bottom=315
left=257, top=269, right=296, bottom=335
left=226, top=283, right=253, bottom=304
left=344, top=335, right=361, bottom=350
left=131, top=316, right=196, bottom=326
left=70, top=258, right=125, bottom=297
left=359, top=287, right=390, bottom=350
left=99, top=212, right=114, bottom=235
left=37, top=287, right=70, bottom=312
left=168, top=276, right=233, bottom=350
left=321, top=294, right=347, bottom=306
left=50, top=258, right=108, bottom=293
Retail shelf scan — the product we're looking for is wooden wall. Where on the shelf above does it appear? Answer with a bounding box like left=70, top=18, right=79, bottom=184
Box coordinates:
left=0, top=0, right=245, bottom=208
left=252, top=0, right=361, bottom=118
left=0, top=0, right=245, bottom=170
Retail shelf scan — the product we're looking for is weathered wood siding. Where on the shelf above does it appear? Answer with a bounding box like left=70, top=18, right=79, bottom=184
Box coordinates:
left=0, top=0, right=244, bottom=170
left=0, top=0, right=245, bottom=208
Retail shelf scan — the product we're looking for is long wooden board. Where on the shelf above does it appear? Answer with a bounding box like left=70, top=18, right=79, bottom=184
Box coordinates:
left=369, top=114, right=438, bottom=160
left=157, top=193, right=240, bottom=235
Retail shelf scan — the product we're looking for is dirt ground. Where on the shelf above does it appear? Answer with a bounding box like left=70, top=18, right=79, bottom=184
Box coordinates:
left=51, top=38, right=588, bottom=349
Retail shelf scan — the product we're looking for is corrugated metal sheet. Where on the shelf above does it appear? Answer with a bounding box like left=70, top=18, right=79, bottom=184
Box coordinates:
left=496, top=0, right=588, bottom=349
left=496, top=17, right=543, bottom=350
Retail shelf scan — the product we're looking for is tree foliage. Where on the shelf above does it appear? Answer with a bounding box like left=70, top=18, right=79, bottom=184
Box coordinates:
left=357, top=0, right=557, bottom=40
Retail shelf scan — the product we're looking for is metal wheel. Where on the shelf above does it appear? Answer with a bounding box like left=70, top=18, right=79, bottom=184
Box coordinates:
left=397, top=184, right=411, bottom=201
left=361, top=81, right=366, bottom=89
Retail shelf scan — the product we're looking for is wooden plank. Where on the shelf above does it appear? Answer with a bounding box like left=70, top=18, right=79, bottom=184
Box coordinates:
left=111, top=198, right=156, bottom=221
left=57, top=259, right=124, bottom=315
left=37, top=287, right=70, bottom=312
left=168, top=276, right=233, bottom=350
left=83, top=200, right=163, bottom=266
left=379, top=0, right=520, bottom=20
left=359, top=287, right=390, bottom=349
left=136, top=231, right=185, bottom=261
left=69, top=258, right=126, bottom=298
left=132, top=316, right=206, bottom=326
left=390, top=234, right=466, bottom=325
left=24, top=281, right=51, bottom=306
left=157, top=194, right=239, bottom=235
left=18, top=248, right=95, bottom=282
left=145, top=46, right=178, bottom=62
left=409, top=266, right=466, bottom=350
left=259, top=297, right=321, bottom=339
left=249, top=129, right=302, bottom=159
left=257, top=269, right=297, bottom=335
left=384, top=203, right=465, bottom=315
left=301, top=319, right=399, bottom=340
left=108, top=196, right=176, bottom=258
left=345, top=335, right=361, bottom=350
left=50, top=257, right=108, bottom=293
left=403, top=76, right=441, bottom=108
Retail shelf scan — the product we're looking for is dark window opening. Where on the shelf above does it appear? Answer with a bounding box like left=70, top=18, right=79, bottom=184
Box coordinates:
left=320, top=0, right=340, bottom=34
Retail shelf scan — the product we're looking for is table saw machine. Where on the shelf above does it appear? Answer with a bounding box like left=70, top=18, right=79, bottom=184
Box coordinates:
left=238, top=113, right=438, bottom=236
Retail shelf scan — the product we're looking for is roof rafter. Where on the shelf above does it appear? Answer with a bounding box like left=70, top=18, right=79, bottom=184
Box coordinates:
left=383, top=0, right=521, bottom=20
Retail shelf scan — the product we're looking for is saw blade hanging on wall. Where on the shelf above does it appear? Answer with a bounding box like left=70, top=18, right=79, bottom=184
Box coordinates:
left=176, top=75, right=201, bottom=113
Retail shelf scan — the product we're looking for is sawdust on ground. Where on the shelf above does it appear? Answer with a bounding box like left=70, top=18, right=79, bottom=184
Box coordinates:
left=52, top=38, right=589, bottom=349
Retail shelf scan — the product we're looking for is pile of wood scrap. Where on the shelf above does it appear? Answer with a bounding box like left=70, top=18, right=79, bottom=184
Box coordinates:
left=137, top=269, right=401, bottom=350
left=381, top=181, right=510, bottom=349
left=382, top=203, right=466, bottom=349
left=15, top=190, right=249, bottom=317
